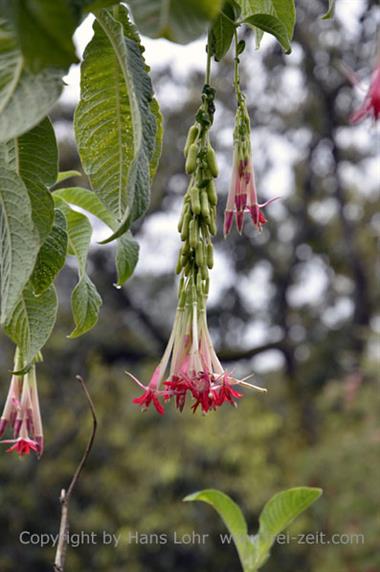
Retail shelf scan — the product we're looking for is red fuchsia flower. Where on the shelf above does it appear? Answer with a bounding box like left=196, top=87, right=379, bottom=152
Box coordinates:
left=128, top=279, right=266, bottom=414
left=350, top=64, right=380, bottom=124
left=0, top=364, right=44, bottom=458
left=224, top=150, right=279, bottom=236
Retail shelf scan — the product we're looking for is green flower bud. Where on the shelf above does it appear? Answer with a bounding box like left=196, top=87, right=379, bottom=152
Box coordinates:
left=185, top=143, right=198, bottom=174
left=189, top=219, right=198, bottom=249
left=195, top=242, right=204, bottom=267
left=190, top=186, right=201, bottom=215
left=206, top=145, right=218, bottom=177
left=206, top=179, right=218, bottom=206
left=184, top=125, right=199, bottom=157
left=180, top=211, right=191, bottom=241
left=200, top=191, right=210, bottom=219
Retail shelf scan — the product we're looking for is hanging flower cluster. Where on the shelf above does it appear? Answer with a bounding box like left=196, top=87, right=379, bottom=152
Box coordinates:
left=0, top=356, right=43, bottom=458
left=224, top=41, right=279, bottom=236
left=130, top=84, right=266, bottom=414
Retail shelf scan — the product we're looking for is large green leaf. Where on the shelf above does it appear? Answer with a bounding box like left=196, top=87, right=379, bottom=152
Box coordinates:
left=0, top=117, right=58, bottom=241
left=128, top=0, right=224, bottom=44
left=0, top=167, right=40, bottom=324
left=54, top=186, right=139, bottom=286
left=238, top=0, right=296, bottom=53
left=254, top=487, right=322, bottom=568
left=74, top=6, right=161, bottom=243
left=30, top=209, right=68, bottom=295
left=209, top=2, right=236, bottom=61
left=4, top=283, right=58, bottom=363
left=184, top=490, right=252, bottom=568
left=0, top=18, right=63, bottom=142
left=9, top=0, right=79, bottom=72
left=54, top=195, right=102, bottom=337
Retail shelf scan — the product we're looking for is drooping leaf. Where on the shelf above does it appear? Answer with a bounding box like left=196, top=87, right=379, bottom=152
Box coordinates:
left=0, top=117, right=58, bottom=241
left=0, top=18, right=63, bottom=142
left=322, top=0, right=335, bottom=20
left=54, top=186, right=115, bottom=228
left=0, top=167, right=40, bottom=324
left=115, top=231, right=139, bottom=286
left=30, top=209, right=68, bottom=295
left=9, top=0, right=79, bottom=72
left=54, top=186, right=139, bottom=286
left=238, top=0, right=296, bottom=53
left=128, top=0, right=224, bottom=44
left=209, top=2, right=236, bottom=61
left=254, top=487, right=322, bottom=567
left=4, top=283, right=58, bottom=363
left=54, top=195, right=102, bottom=336
left=149, top=97, right=163, bottom=180
left=68, top=274, right=102, bottom=338
left=74, top=6, right=161, bottom=243
left=184, top=489, right=252, bottom=568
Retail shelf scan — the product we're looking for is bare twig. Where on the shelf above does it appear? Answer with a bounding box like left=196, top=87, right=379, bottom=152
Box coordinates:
left=53, top=375, right=97, bottom=572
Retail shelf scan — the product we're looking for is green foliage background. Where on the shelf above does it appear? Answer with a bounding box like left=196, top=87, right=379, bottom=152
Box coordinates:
left=0, top=1, right=379, bottom=571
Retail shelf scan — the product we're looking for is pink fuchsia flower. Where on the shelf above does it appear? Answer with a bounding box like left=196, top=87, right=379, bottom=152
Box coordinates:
left=0, top=365, right=43, bottom=458
left=128, top=279, right=266, bottom=414
left=224, top=150, right=279, bottom=236
left=351, top=64, right=380, bottom=124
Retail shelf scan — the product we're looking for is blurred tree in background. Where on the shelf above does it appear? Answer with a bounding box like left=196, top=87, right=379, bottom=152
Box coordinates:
left=0, top=1, right=379, bottom=571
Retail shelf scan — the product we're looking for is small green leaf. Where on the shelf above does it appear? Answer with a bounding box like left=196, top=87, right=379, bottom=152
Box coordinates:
left=74, top=6, right=161, bottom=242
left=9, top=0, right=79, bottom=72
left=54, top=195, right=102, bottom=336
left=322, top=0, right=335, bottom=20
left=30, top=209, right=68, bottom=295
left=0, top=167, right=40, bottom=324
left=4, top=283, right=58, bottom=363
left=68, top=274, right=102, bottom=338
left=209, top=3, right=236, bottom=61
left=115, top=231, right=139, bottom=286
left=184, top=489, right=252, bottom=568
left=55, top=170, right=82, bottom=184
left=127, top=0, right=224, bottom=44
left=238, top=0, right=295, bottom=53
left=255, top=487, right=322, bottom=567
left=243, top=14, right=290, bottom=53
left=0, top=117, right=58, bottom=242
left=0, top=18, right=63, bottom=142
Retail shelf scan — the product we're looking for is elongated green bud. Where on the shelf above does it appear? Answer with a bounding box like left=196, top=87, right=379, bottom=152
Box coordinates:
left=208, top=212, right=217, bottom=236
left=206, top=243, right=214, bottom=269
left=190, top=186, right=201, bottom=215
left=184, top=125, right=199, bottom=157
left=177, top=203, right=189, bottom=233
left=206, top=179, right=217, bottom=206
left=195, top=242, right=204, bottom=267
left=207, top=145, right=218, bottom=177
left=189, top=219, right=198, bottom=249
left=176, top=252, right=183, bottom=274
left=200, top=191, right=210, bottom=219
left=201, top=264, right=209, bottom=281
left=181, top=211, right=191, bottom=241
left=185, top=143, right=198, bottom=174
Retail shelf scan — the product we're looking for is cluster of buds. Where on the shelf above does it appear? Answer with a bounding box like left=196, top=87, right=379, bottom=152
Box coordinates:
left=224, top=94, right=279, bottom=236
left=130, top=86, right=266, bottom=414
left=0, top=353, right=43, bottom=458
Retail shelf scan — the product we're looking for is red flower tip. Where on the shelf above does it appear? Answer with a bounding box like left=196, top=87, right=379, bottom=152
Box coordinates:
left=5, top=438, right=40, bottom=458
left=133, top=388, right=165, bottom=415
